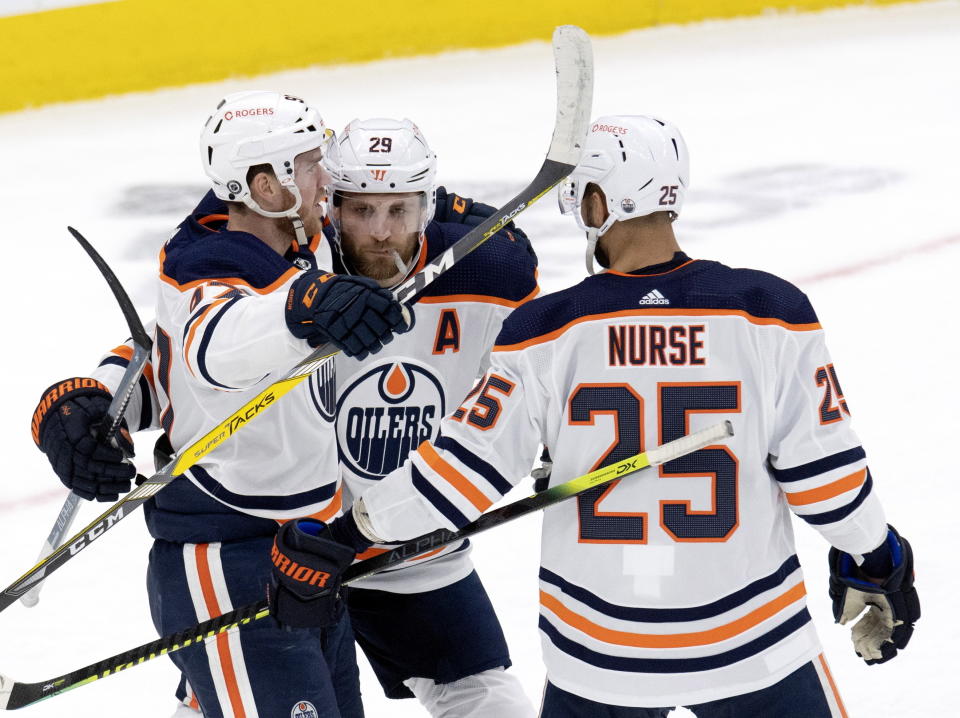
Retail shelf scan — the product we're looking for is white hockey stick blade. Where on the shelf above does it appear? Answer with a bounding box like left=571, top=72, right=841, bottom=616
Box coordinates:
left=647, top=420, right=735, bottom=466
left=19, top=493, right=82, bottom=608
left=546, top=25, right=593, bottom=166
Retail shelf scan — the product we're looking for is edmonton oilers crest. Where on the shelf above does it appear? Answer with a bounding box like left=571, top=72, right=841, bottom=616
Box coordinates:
left=336, top=360, right=445, bottom=481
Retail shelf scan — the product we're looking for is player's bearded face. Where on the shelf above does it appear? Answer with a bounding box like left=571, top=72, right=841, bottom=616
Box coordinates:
left=336, top=192, right=424, bottom=282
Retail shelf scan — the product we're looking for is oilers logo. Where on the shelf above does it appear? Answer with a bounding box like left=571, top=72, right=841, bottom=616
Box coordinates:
left=337, top=359, right=445, bottom=481
left=307, top=360, right=336, bottom=422
left=291, top=701, right=318, bottom=718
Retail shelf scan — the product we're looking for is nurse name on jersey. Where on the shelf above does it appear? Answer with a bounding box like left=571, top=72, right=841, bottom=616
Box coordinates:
left=607, top=322, right=707, bottom=367
left=336, top=359, right=446, bottom=481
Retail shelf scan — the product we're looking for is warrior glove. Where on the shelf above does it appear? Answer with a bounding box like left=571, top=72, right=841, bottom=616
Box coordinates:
left=31, top=378, right=136, bottom=501
left=270, top=519, right=356, bottom=629
left=285, top=272, right=412, bottom=361
left=829, top=525, right=920, bottom=664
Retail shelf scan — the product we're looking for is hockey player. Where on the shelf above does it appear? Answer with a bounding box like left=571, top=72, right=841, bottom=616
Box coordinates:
left=31, top=111, right=537, bottom=716
left=307, top=115, right=921, bottom=716
left=321, top=118, right=537, bottom=716
left=31, top=91, right=413, bottom=718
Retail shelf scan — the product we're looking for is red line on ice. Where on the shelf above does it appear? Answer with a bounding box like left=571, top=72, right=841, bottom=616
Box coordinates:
left=797, top=233, right=960, bottom=285
left=0, top=488, right=69, bottom=513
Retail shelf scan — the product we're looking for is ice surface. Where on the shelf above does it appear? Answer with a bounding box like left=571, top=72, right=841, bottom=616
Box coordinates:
left=0, top=2, right=957, bottom=715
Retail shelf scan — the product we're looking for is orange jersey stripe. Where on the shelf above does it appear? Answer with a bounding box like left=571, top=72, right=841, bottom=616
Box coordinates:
left=540, top=581, right=807, bottom=649
left=417, top=441, right=492, bottom=512
left=194, top=544, right=246, bottom=718
left=159, top=245, right=300, bottom=295
left=110, top=344, right=134, bottom=361
left=785, top=468, right=867, bottom=506
left=494, top=308, right=822, bottom=352
left=274, top=486, right=344, bottom=526
left=818, top=653, right=849, bottom=718
left=418, top=273, right=540, bottom=309
left=605, top=260, right=697, bottom=277
left=197, top=214, right=229, bottom=227
left=183, top=298, right=229, bottom=377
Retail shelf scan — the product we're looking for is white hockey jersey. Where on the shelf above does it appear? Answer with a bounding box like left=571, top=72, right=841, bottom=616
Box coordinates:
left=92, top=201, right=539, bottom=578
left=333, top=219, right=538, bottom=591
left=144, top=211, right=344, bottom=525
left=360, top=253, right=888, bottom=707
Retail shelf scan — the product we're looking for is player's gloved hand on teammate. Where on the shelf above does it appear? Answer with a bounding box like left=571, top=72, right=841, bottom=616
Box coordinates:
left=434, top=186, right=537, bottom=263
left=828, top=525, right=920, bottom=664
left=31, top=377, right=136, bottom=501
left=270, top=519, right=357, bottom=629
left=285, top=272, right=412, bottom=361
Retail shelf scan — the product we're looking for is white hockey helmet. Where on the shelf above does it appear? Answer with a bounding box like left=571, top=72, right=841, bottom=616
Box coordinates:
left=324, top=118, right=438, bottom=280
left=199, top=90, right=331, bottom=243
left=559, top=115, right=689, bottom=273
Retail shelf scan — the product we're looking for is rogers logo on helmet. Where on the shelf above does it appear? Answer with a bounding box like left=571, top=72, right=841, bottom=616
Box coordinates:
left=592, top=123, right=628, bottom=135
left=223, top=108, right=275, bottom=121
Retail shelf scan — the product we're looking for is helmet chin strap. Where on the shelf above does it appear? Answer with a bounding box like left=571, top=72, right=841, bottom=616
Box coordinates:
left=583, top=214, right=618, bottom=276
left=584, top=227, right=600, bottom=276
left=243, top=184, right=310, bottom=246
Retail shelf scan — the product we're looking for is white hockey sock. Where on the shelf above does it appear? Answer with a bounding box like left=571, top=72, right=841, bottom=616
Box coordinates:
left=404, top=667, right=535, bottom=718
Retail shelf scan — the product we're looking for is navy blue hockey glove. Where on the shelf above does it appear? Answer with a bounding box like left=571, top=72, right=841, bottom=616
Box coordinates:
left=434, top=185, right=537, bottom=264
left=829, top=525, right=920, bottom=664
left=270, top=519, right=356, bottom=629
left=285, top=272, right=412, bottom=361
left=31, top=378, right=136, bottom=502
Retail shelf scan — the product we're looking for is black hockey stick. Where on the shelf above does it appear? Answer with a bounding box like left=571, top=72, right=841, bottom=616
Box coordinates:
left=20, top=228, right=153, bottom=608
left=0, top=421, right=731, bottom=709
left=0, top=25, right=593, bottom=619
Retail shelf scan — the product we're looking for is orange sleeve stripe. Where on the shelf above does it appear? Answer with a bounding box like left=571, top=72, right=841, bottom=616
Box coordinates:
left=409, top=547, right=446, bottom=562
left=110, top=344, right=134, bottom=361
left=183, top=298, right=229, bottom=375
left=354, top=543, right=445, bottom=563
left=355, top=546, right=389, bottom=561
left=494, top=308, right=822, bottom=352
left=109, top=343, right=155, bottom=390
left=142, top=362, right=155, bottom=391
left=194, top=544, right=247, bottom=718
left=540, top=582, right=806, bottom=649
left=785, top=468, right=867, bottom=506
left=274, top=486, right=344, bottom=526
left=417, top=441, right=492, bottom=513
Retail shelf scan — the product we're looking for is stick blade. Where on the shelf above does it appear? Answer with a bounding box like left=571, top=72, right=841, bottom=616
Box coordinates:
left=547, top=25, right=594, bottom=167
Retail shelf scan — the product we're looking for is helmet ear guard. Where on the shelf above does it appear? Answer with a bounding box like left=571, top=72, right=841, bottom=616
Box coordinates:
left=199, top=91, right=331, bottom=245
left=559, top=115, right=689, bottom=274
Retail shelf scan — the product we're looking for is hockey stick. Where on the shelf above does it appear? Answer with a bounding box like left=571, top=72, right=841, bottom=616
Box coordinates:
left=0, top=420, right=731, bottom=709
left=20, top=228, right=152, bottom=608
left=0, top=25, right=593, bottom=617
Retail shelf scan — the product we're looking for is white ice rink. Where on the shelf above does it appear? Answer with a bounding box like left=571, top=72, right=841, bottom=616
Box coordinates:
left=0, top=1, right=958, bottom=715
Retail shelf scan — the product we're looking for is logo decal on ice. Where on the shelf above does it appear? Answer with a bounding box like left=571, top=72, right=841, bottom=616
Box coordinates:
left=291, top=701, right=318, bottom=718
left=639, top=289, right=670, bottom=305
left=336, top=359, right=445, bottom=481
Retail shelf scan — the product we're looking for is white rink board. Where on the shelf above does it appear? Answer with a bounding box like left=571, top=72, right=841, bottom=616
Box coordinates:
left=0, top=2, right=957, bottom=716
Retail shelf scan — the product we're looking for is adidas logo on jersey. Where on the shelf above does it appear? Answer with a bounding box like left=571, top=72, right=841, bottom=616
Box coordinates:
left=639, top=289, right=670, bottom=305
